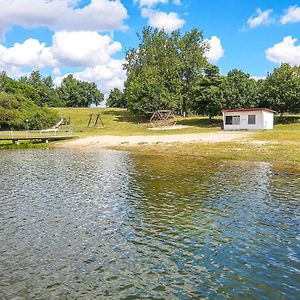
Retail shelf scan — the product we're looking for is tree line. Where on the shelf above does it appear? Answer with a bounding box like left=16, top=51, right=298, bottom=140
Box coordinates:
left=0, top=71, right=103, bottom=107
left=0, top=70, right=104, bottom=129
left=107, top=27, right=300, bottom=118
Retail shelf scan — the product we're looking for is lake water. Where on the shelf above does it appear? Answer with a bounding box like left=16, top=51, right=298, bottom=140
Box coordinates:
left=0, top=149, right=299, bottom=299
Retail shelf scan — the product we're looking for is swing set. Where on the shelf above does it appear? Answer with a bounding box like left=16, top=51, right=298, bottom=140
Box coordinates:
left=87, top=114, right=104, bottom=128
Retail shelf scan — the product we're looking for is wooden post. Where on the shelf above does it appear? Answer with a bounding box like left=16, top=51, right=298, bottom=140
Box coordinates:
left=94, top=114, right=104, bottom=127
left=87, top=114, right=93, bottom=127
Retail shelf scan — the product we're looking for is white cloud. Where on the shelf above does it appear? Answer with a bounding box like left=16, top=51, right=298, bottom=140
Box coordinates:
left=251, top=76, right=266, bottom=81
left=247, top=8, right=273, bottom=28
left=266, top=36, right=300, bottom=66
left=136, top=0, right=185, bottom=33
left=0, top=0, right=128, bottom=37
left=0, top=31, right=122, bottom=68
left=55, top=59, right=126, bottom=93
left=280, top=5, right=300, bottom=24
left=141, top=8, right=185, bottom=32
left=0, top=64, right=24, bottom=78
left=52, top=67, right=61, bottom=76
left=51, top=31, right=122, bottom=67
left=0, top=39, right=55, bottom=68
left=135, top=0, right=181, bottom=7
left=0, top=31, right=126, bottom=93
left=205, top=36, right=224, bottom=64
left=135, top=0, right=168, bottom=8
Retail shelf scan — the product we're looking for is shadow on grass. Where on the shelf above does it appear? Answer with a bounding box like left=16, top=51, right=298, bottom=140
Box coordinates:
left=102, top=110, right=224, bottom=129
left=178, top=117, right=222, bottom=128
left=275, top=115, right=300, bottom=124
left=101, top=109, right=148, bottom=124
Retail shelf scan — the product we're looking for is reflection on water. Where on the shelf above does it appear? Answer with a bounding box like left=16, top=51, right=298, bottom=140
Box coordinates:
left=0, top=150, right=299, bottom=299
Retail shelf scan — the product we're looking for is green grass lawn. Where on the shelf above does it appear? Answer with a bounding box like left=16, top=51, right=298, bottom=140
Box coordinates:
left=252, top=116, right=300, bottom=142
left=4, top=107, right=298, bottom=140
left=54, top=107, right=222, bottom=137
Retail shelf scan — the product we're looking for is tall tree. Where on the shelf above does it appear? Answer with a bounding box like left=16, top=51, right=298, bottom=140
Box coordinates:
left=123, top=27, right=208, bottom=115
left=0, top=71, right=15, bottom=93
left=176, top=28, right=208, bottom=115
left=192, top=65, right=224, bottom=119
left=107, top=88, right=126, bottom=108
left=261, top=64, right=300, bottom=115
left=58, top=75, right=104, bottom=107
left=124, top=28, right=182, bottom=114
left=221, top=69, right=258, bottom=109
left=19, top=70, right=60, bottom=106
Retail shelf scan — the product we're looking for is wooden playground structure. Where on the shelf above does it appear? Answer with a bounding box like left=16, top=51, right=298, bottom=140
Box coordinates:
left=87, top=114, right=104, bottom=128
left=149, top=110, right=177, bottom=127
left=52, top=117, right=71, bottom=129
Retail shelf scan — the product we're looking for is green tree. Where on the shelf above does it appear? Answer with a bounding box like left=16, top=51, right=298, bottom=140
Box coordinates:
left=107, top=88, right=126, bottom=108
left=261, top=64, right=300, bottom=115
left=221, top=69, right=258, bottom=109
left=58, top=75, right=104, bottom=107
left=0, top=71, right=41, bottom=104
left=176, top=29, right=208, bottom=115
left=0, top=71, right=15, bottom=92
left=192, top=65, right=224, bottom=119
left=18, top=70, right=61, bottom=106
left=123, top=27, right=208, bottom=115
left=124, top=28, right=182, bottom=114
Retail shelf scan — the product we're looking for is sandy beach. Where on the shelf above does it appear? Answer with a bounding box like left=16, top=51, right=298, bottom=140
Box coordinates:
left=56, top=132, right=251, bottom=149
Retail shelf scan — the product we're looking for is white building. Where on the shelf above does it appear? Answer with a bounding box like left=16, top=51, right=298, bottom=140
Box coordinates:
left=222, top=108, right=275, bottom=131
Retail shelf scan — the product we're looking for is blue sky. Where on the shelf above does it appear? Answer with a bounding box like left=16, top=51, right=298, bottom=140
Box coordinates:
left=0, top=0, right=300, bottom=93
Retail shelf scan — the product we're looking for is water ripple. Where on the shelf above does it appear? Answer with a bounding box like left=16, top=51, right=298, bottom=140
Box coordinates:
left=0, top=150, right=299, bottom=299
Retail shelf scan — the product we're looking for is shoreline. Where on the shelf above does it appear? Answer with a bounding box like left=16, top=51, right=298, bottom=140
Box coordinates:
left=55, top=132, right=251, bottom=149
left=1, top=130, right=299, bottom=172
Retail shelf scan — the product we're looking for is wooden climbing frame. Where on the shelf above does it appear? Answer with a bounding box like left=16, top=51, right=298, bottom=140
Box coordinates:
left=150, top=110, right=177, bottom=127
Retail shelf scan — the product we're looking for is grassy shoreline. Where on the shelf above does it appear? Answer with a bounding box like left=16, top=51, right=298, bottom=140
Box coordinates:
left=113, top=140, right=300, bottom=172
left=1, top=108, right=299, bottom=171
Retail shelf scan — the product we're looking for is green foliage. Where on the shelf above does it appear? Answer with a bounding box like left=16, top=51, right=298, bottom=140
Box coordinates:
left=19, top=70, right=62, bottom=106
left=1, top=70, right=104, bottom=108
left=261, top=64, right=300, bottom=114
left=192, top=65, right=224, bottom=118
left=0, top=92, right=59, bottom=130
left=123, top=27, right=299, bottom=118
left=124, top=27, right=208, bottom=115
left=106, top=88, right=127, bottom=108
left=58, top=74, right=104, bottom=107
left=177, top=28, right=208, bottom=114
left=220, top=69, right=258, bottom=109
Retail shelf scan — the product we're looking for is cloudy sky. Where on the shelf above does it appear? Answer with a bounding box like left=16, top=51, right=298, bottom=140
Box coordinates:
left=0, top=0, right=300, bottom=93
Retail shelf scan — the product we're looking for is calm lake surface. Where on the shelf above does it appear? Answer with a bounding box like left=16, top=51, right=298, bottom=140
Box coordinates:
left=0, top=149, right=299, bottom=299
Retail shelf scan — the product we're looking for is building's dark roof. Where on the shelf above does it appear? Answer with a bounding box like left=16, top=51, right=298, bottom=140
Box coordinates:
left=222, top=108, right=276, bottom=113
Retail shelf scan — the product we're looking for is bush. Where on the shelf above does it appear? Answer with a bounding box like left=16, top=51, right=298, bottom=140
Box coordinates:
left=0, top=92, right=59, bottom=130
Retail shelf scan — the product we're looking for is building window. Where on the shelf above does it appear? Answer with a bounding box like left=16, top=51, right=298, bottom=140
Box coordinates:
left=248, top=115, right=256, bottom=125
left=225, top=115, right=240, bottom=125
left=225, top=116, right=232, bottom=125
left=232, top=116, right=240, bottom=125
